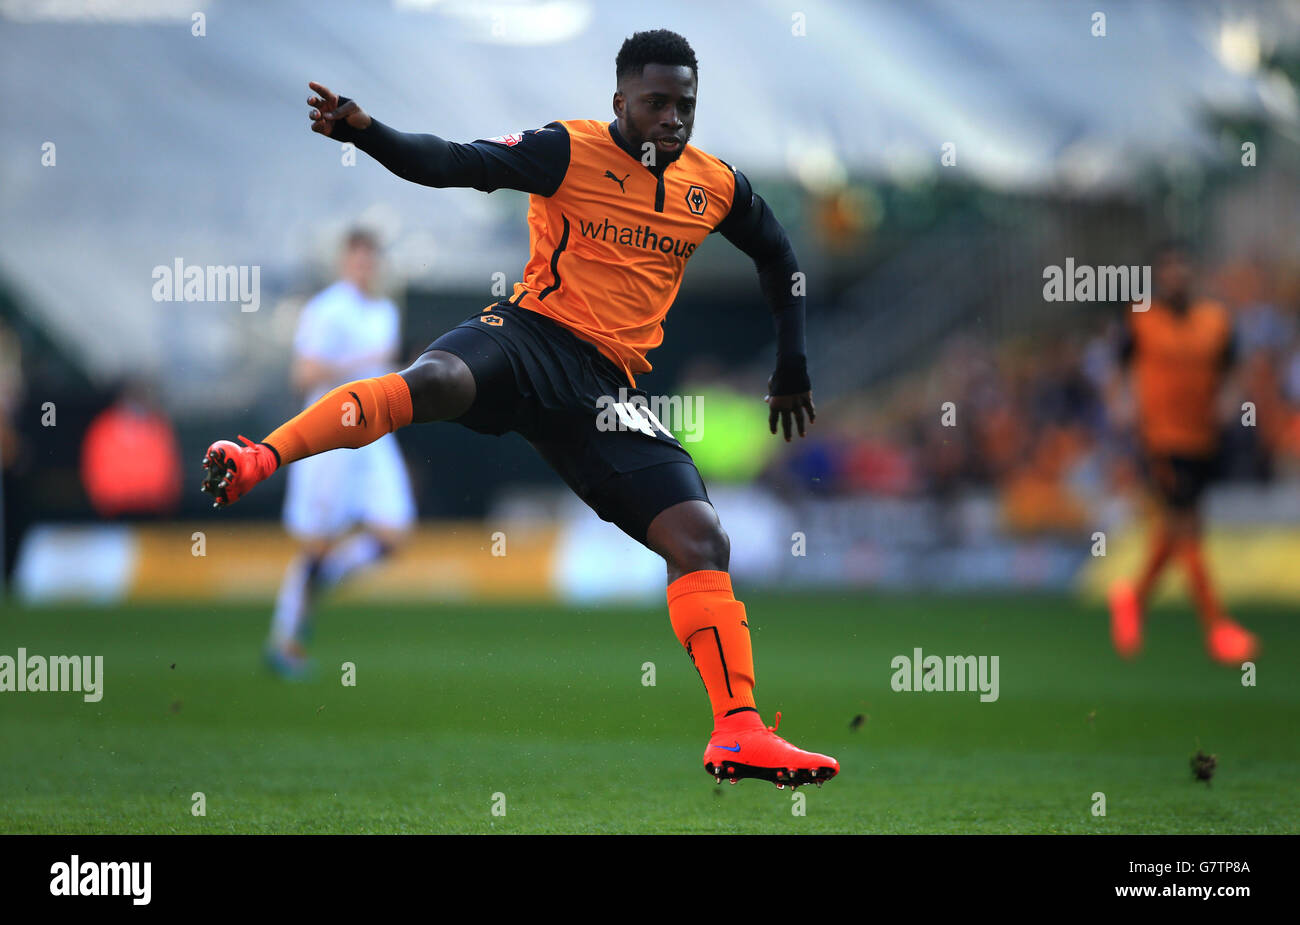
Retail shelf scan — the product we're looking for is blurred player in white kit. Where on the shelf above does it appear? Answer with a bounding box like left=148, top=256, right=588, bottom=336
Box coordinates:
left=266, top=229, right=415, bottom=677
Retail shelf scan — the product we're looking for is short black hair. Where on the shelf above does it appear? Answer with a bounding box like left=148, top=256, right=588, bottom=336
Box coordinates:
left=344, top=227, right=379, bottom=252
left=616, top=29, right=698, bottom=84
left=1148, top=237, right=1194, bottom=265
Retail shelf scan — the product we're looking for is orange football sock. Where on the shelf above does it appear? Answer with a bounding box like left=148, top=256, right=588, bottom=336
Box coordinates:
left=1134, top=524, right=1176, bottom=606
left=1180, top=538, right=1226, bottom=632
left=262, top=373, right=413, bottom=465
left=666, top=570, right=756, bottom=722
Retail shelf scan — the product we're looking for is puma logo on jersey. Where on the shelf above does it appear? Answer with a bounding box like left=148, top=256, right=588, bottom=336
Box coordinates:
left=604, top=169, right=629, bottom=193
left=348, top=390, right=368, bottom=428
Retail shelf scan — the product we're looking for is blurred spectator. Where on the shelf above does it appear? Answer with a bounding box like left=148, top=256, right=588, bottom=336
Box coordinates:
left=80, top=379, right=182, bottom=517
left=0, top=321, right=21, bottom=474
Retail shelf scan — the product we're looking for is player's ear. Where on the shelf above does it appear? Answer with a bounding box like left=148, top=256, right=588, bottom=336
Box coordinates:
left=612, top=89, right=624, bottom=119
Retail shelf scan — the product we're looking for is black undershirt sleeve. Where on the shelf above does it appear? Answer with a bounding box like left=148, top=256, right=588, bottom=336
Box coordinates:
left=331, top=107, right=569, bottom=196
left=713, top=167, right=809, bottom=394
left=1117, top=323, right=1135, bottom=367
left=1220, top=328, right=1238, bottom=372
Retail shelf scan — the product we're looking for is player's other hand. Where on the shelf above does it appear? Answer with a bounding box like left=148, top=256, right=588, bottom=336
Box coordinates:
left=765, top=391, right=815, bottom=442
left=308, top=81, right=371, bottom=136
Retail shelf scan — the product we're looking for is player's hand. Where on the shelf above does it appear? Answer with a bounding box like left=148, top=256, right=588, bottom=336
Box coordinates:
left=766, top=390, right=815, bottom=442
left=308, top=81, right=370, bottom=136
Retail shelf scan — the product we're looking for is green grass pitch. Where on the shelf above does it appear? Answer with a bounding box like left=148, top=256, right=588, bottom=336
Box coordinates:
left=1, top=592, right=1296, bottom=833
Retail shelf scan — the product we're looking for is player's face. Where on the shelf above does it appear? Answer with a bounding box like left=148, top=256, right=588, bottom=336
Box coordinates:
left=614, top=64, right=697, bottom=165
left=341, top=243, right=378, bottom=292
left=1154, top=250, right=1191, bottom=301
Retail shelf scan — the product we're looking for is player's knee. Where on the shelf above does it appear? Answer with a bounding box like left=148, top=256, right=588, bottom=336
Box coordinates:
left=670, top=523, right=730, bottom=574
left=1170, top=509, right=1199, bottom=538
left=648, top=499, right=729, bottom=575
left=298, top=539, right=332, bottom=561
left=400, top=352, right=463, bottom=399
left=370, top=527, right=408, bottom=555
left=399, top=351, right=475, bottom=423
left=710, top=527, right=731, bottom=571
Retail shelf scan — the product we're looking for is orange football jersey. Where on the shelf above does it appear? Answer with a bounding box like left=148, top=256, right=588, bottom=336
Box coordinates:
left=1129, top=300, right=1232, bottom=456
left=505, top=119, right=738, bottom=385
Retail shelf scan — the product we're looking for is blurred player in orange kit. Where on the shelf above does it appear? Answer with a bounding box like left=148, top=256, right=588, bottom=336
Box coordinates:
left=1109, top=242, right=1259, bottom=666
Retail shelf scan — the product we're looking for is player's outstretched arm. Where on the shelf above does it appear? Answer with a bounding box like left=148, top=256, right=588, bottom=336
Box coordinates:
left=306, top=81, right=568, bottom=194
left=715, top=169, right=815, bottom=442
left=308, top=80, right=480, bottom=188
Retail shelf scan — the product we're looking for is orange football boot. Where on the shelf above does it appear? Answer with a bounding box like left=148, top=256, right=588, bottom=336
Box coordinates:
left=201, top=435, right=279, bottom=507
left=703, top=710, right=839, bottom=789
left=1206, top=618, right=1258, bottom=666
left=1108, top=580, right=1143, bottom=659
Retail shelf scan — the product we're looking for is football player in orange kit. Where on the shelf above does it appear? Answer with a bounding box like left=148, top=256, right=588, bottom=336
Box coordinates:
left=1109, top=242, right=1259, bottom=666
left=201, top=30, right=836, bottom=788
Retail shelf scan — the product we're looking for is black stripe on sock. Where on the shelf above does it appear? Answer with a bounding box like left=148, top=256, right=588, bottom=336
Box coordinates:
left=684, top=626, right=734, bottom=699
left=708, top=626, right=732, bottom=697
